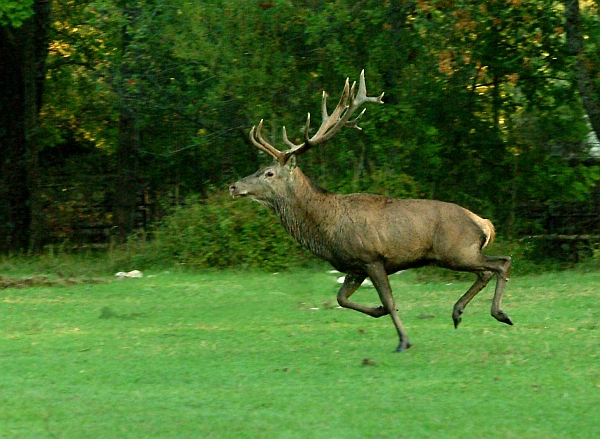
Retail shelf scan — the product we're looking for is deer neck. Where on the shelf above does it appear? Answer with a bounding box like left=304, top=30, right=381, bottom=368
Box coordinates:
left=272, top=168, right=335, bottom=260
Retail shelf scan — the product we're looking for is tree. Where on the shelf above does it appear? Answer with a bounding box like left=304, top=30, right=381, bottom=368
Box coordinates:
left=0, top=0, right=34, bottom=27
left=565, top=0, right=600, bottom=140
left=0, top=0, right=51, bottom=252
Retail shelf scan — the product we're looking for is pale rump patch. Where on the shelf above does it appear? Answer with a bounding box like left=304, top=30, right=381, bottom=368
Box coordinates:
left=466, top=210, right=495, bottom=248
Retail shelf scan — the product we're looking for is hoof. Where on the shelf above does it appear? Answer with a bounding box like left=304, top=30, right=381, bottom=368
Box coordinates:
left=452, top=308, right=463, bottom=329
left=493, top=310, right=514, bottom=326
left=394, top=341, right=412, bottom=353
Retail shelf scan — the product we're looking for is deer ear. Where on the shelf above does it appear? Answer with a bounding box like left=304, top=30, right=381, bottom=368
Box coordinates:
left=284, top=155, right=297, bottom=170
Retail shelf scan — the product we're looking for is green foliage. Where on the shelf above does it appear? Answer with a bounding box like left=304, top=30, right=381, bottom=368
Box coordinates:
left=0, top=0, right=34, bottom=27
left=1, top=269, right=600, bottom=437
left=135, top=192, right=314, bottom=270
left=25, top=0, right=600, bottom=254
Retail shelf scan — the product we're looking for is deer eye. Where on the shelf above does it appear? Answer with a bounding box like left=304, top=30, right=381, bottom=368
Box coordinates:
left=265, top=171, right=274, bottom=178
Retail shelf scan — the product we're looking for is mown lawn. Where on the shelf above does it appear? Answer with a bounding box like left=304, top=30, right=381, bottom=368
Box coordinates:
left=0, top=268, right=599, bottom=438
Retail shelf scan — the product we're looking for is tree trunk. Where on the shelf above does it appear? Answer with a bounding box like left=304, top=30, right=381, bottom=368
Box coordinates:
left=113, top=1, right=139, bottom=243
left=25, top=0, right=51, bottom=252
left=0, top=27, right=29, bottom=252
left=564, top=0, right=600, bottom=140
left=114, top=111, right=139, bottom=242
left=0, top=0, right=51, bottom=253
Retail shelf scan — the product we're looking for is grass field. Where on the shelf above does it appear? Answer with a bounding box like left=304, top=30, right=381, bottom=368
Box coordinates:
left=1, top=267, right=599, bottom=438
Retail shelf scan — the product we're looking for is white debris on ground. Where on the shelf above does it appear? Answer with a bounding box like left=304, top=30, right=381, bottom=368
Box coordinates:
left=115, top=270, right=143, bottom=279
left=335, top=276, right=374, bottom=287
left=329, top=269, right=405, bottom=287
left=326, top=269, right=374, bottom=287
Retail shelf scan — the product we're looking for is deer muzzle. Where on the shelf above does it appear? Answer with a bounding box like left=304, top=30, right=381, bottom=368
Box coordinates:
left=229, top=183, right=247, bottom=197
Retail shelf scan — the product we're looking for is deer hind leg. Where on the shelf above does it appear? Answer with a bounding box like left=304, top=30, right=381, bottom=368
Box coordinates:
left=452, top=270, right=494, bottom=328
left=486, top=255, right=513, bottom=325
left=450, top=255, right=513, bottom=327
left=448, top=250, right=513, bottom=328
left=366, top=263, right=411, bottom=353
left=336, top=272, right=389, bottom=318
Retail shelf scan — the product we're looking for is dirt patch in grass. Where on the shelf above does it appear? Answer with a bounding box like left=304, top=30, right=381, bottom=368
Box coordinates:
left=0, top=275, right=105, bottom=290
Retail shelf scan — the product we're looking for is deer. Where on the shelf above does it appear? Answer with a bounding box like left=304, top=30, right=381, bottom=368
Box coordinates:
left=229, top=71, right=512, bottom=352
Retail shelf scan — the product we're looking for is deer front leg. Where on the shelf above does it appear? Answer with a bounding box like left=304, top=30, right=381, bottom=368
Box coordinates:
left=366, top=263, right=412, bottom=353
left=336, top=271, right=389, bottom=318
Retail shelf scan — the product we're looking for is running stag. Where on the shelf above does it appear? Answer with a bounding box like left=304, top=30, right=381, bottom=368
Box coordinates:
left=229, top=71, right=512, bottom=352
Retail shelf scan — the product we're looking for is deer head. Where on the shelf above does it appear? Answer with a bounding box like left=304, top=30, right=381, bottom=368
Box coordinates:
left=229, top=70, right=384, bottom=205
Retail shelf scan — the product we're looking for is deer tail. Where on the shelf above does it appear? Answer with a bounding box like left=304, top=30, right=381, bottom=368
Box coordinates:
left=481, top=219, right=495, bottom=248
left=466, top=210, right=495, bottom=249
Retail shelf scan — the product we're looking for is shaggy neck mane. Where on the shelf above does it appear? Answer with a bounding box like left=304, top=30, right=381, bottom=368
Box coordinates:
left=272, top=168, right=335, bottom=260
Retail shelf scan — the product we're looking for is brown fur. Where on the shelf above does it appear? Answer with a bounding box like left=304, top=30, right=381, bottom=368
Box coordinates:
left=230, top=164, right=513, bottom=352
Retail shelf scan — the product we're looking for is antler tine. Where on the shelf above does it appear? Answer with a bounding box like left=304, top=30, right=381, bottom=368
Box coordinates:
left=310, top=78, right=351, bottom=140
left=304, top=112, right=312, bottom=144
left=249, top=124, right=265, bottom=152
left=282, top=112, right=311, bottom=149
left=355, top=69, right=368, bottom=102
left=343, top=70, right=384, bottom=131
left=282, top=126, right=295, bottom=149
left=281, top=113, right=312, bottom=160
left=321, top=91, right=329, bottom=122
left=349, top=80, right=357, bottom=102
left=345, top=107, right=367, bottom=130
left=250, top=119, right=285, bottom=164
left=353, top=69, right=385, bottom=107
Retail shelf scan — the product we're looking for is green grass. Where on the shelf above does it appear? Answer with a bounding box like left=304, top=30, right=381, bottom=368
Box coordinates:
left=1, top=267, right=599, bottom=438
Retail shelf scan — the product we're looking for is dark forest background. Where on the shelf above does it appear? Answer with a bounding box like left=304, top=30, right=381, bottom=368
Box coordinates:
left=2, top=0, right=600, bottom=268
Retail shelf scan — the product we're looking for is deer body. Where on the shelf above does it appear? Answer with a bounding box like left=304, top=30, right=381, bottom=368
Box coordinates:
left=230, top=71, right=512, bottom=352
left=252, top=167, right=489, bottom=273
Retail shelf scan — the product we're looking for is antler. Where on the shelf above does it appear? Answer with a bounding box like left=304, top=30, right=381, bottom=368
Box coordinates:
left=249, top=70, right=384, bottom=166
